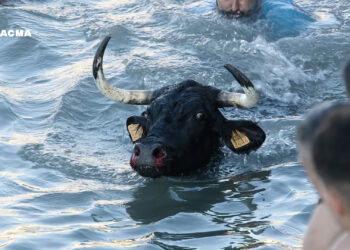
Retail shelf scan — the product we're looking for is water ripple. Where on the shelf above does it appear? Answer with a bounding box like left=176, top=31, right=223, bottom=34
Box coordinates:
left=0, top=0, right=348, bottom=249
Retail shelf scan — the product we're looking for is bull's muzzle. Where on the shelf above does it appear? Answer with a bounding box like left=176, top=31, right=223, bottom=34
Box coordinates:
left=131, top=143, right=167, bottom=167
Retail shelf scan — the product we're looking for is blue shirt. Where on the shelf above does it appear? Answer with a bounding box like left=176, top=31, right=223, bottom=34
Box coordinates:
left=260, top=0, right=315, bottom=39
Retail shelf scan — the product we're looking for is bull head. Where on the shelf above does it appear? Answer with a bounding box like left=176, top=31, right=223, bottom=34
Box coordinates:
left=93, top=36, right=265, bottom=178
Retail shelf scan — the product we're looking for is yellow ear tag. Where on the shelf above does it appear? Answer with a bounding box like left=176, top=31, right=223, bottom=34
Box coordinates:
left=127, top=124, right=144, bottom=142
left=230, top=130, right=250, bottom=149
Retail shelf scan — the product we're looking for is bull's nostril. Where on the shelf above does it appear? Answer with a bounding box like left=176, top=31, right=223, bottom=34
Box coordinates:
left=153, top=147, right=167, bottom=159
left=133, top=145, right=140, bottom=157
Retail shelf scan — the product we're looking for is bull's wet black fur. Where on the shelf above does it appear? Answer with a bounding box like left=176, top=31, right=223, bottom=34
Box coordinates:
left=93, top=36, right=266, bottom=178
left=129, top=81, right=223, bottom=177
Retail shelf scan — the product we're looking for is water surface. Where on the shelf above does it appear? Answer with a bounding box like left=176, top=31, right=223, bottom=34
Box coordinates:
left=0, top=0, right=349, bottom=249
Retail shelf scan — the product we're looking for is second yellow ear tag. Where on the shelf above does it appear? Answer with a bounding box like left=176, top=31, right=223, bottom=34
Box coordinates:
left=127, top=124, right=144, bottom=142
left=230, top=130, right=250, bottom=149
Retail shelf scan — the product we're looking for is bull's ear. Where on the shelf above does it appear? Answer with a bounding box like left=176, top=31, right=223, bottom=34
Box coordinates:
left=126, top=116, right=146, bottom=143
left=222, top=120, right=265, bottom=154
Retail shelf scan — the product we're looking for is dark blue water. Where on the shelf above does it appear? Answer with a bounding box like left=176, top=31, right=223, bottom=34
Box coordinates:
left=0, top=0, right=349, bottom=249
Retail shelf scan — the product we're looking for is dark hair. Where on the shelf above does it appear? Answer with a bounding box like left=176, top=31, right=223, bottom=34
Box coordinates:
left=344, top=60, right=350, bottom=98
left=311, top=103, right=350, bottom=185
left=297, top=102, right=340, bottom=146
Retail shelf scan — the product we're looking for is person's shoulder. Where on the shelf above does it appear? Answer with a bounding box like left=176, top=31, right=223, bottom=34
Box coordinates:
left=261, top=0, right=294, bottom=10
left=330, top=232, right=350, bottom=250
left=304, top=203, right=344, bottom=250
left=260, top=0, right=315, bottom=39
left=261, top=0, right=313, bottom=19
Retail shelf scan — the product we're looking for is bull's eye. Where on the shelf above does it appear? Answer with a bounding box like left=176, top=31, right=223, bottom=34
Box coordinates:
left=195, top=112, right=206, bottom=121
left=142, top=112, right=149, bottom=119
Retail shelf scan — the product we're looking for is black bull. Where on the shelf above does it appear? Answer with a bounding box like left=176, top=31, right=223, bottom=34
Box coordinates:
left=92, top=36, right=266, bottom=178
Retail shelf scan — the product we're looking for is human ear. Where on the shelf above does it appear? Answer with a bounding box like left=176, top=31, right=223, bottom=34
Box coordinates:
left=326, top=188, right=346, bottom=216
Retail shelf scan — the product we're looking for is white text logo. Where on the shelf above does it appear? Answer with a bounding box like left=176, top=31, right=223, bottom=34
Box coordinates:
left=0, top=29, right=32, bottom=37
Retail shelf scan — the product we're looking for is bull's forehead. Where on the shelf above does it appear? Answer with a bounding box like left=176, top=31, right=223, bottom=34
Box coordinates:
left=147, top=82, right=219, bottom=117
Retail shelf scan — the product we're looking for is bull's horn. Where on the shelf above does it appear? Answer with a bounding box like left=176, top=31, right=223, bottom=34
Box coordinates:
left=217, top=64, right=259, bottom=108
left=93, top=36, right=156, bottom=105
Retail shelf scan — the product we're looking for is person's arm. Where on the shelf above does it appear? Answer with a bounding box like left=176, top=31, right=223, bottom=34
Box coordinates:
left=304, top=202, right=344, bottom=250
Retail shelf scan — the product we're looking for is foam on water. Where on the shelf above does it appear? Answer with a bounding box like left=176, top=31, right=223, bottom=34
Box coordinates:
left=0, top=0, right=349, bottom=249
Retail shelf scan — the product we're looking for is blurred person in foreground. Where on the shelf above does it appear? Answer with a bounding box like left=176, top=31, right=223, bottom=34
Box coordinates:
left=296, top=59, right=350, bottom=250
left=298, top=99, right=350, bottom=249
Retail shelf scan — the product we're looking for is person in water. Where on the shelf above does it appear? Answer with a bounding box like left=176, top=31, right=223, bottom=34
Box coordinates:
left=298, top=102, right=350, bottom=249
left=215, top=0, right=315, bottom=38
left=216, top=0, right=262, bottom=18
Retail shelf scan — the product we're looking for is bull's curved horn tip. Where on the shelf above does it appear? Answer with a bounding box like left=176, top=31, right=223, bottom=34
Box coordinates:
left=93, top=35, right=112, bottom=79
left=224, top=64, right=254, bottom=89
left=91, top=36, right=158, bottom=105
left=216, top=63, right=259, bottom=108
